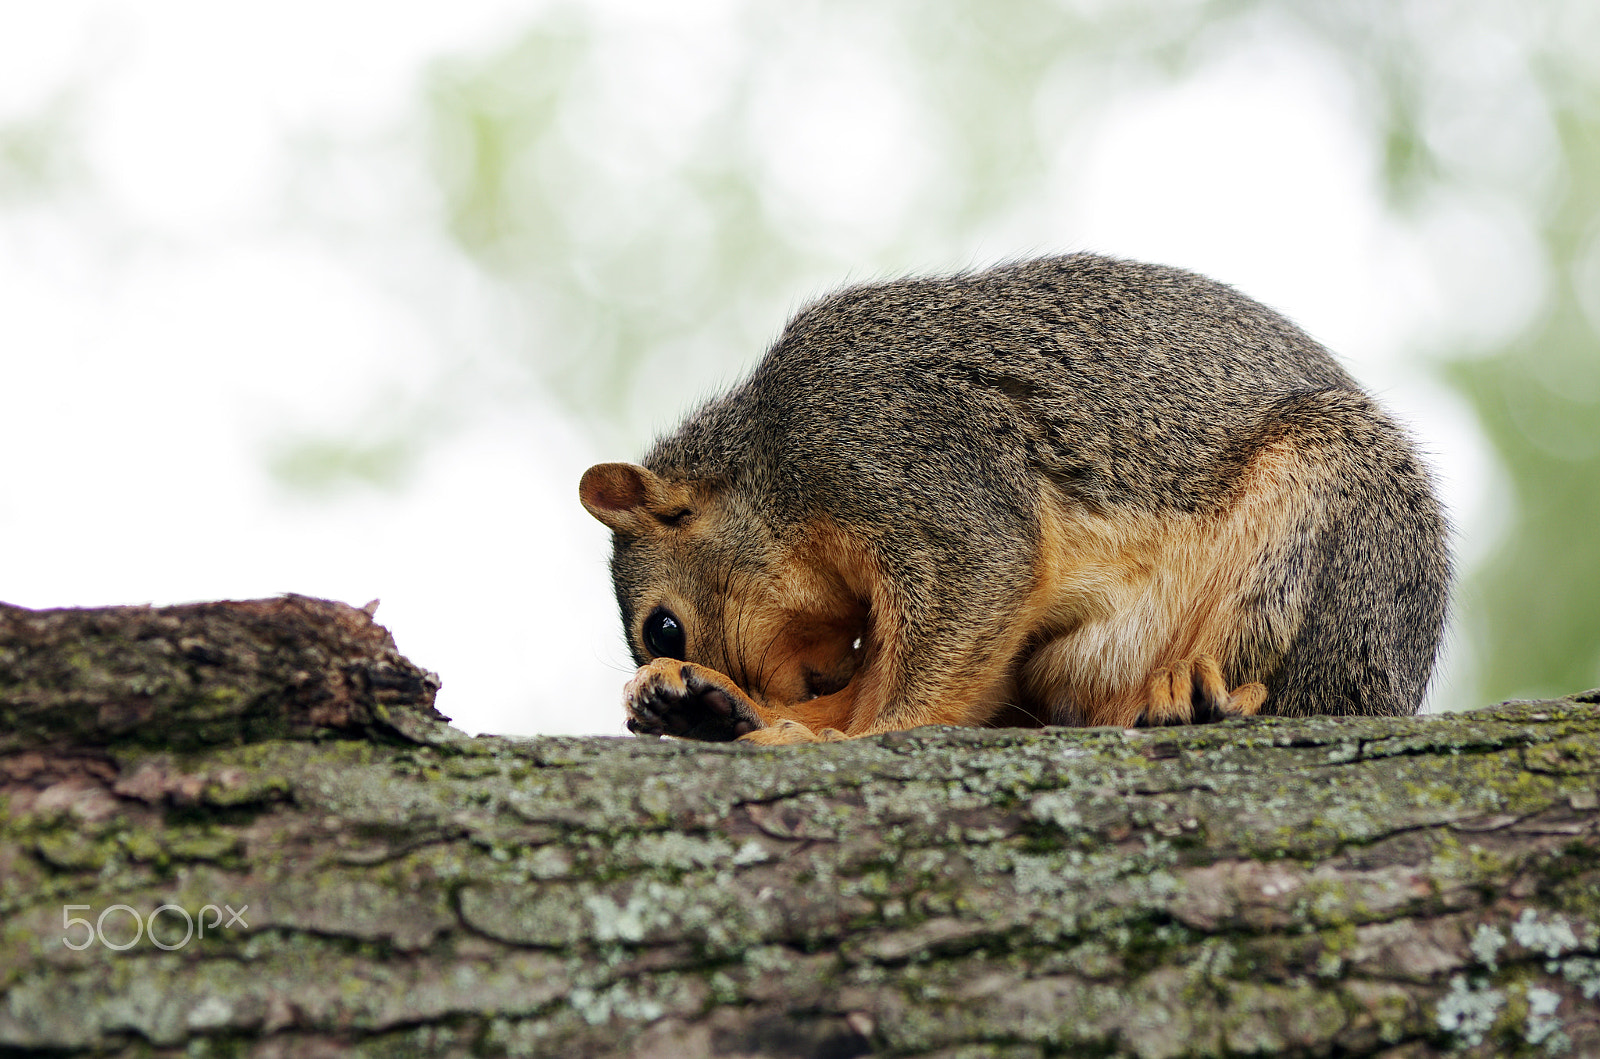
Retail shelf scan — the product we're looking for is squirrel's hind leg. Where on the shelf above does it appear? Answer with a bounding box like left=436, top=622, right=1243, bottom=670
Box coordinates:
left=1135, top=656, right=1266, bottom=727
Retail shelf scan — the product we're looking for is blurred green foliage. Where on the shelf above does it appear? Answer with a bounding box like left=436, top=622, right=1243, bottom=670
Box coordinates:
left=1448, top=92, right=1600, bottom=701
left=425, top=1, right=1598, bottom=705
left=0, top=2, right=1587, bottom=706
left=267, top=436, right=417, bottom=495
left=0, top=93, right=81, bottom=204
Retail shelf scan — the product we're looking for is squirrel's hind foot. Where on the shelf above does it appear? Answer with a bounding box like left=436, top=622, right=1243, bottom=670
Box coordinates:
left=624, top=659, right=765, bottom=741
left=1135, top=656, right=1266, bottom=727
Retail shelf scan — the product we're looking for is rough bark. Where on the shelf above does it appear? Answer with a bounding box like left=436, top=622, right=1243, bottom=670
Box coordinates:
left=1, top=596, right=1598, bottom=1058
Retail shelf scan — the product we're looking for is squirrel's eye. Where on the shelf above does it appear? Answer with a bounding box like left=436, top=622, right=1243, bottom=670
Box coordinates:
left=642, top=607, right=686, bottom=659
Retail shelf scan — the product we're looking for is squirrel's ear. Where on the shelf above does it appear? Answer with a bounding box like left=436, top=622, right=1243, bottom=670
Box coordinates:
left=579, top=463, right=696, bottom=534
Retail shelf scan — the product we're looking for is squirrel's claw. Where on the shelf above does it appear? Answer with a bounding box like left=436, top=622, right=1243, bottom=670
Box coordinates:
left=624, top=659, right=766, bottom=742
left=1135, top=656, right=1266, bottom=727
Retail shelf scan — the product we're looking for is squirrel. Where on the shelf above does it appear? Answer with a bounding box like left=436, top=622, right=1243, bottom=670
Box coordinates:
left=579, top=254, right=1450, bottom=746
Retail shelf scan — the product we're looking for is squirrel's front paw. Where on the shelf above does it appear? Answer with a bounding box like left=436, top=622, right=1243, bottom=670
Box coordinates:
left=624, top=659, right=766, bottom=741
left=738, top=719, right=849, bottom=746
left=1135, top=656, right=1266, bottom=727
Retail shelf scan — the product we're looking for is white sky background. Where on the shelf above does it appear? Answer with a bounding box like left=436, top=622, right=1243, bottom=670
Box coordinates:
left=0, top=2, right=1502, bottom=734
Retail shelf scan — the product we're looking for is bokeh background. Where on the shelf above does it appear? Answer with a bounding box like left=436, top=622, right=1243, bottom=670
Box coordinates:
left=3, top=1, right=1596, bottom=736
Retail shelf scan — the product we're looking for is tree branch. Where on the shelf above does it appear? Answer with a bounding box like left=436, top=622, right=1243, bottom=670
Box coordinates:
left=2, top=597, right=1597, bottom=1057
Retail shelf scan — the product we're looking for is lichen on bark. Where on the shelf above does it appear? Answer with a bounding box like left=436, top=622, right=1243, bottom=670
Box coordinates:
left=1, top=597, right=1598, bottom=1057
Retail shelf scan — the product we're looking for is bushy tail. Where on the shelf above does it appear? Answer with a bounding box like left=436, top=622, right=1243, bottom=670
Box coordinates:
left=1234, top=390, right=1449, bottom=716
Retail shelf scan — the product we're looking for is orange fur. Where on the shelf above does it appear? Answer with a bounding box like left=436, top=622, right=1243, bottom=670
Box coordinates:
left=703, top=519, right=872, bottom=734
left=1016, top=439, right=1307, bottom=727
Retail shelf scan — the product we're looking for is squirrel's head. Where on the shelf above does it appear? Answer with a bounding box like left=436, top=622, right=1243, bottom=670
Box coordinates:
left=580, top=462, right=868, bottom=714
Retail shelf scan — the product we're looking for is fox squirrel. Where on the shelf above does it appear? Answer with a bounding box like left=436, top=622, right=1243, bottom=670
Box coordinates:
left=580, top=254, right=1449, bottom=745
